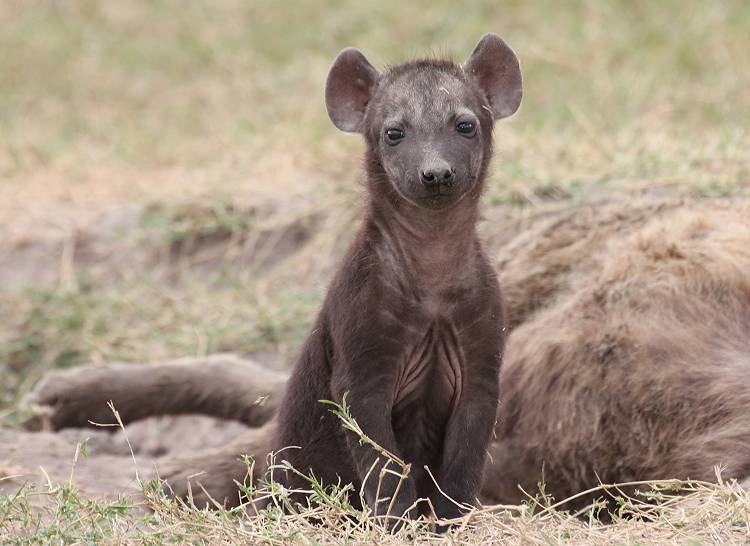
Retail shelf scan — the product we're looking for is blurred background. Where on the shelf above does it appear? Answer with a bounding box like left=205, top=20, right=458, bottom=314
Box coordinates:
left=1, top=0, right=749, bottom=420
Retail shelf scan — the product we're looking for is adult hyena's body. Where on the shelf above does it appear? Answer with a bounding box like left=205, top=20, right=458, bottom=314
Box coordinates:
left=482, top=198, right=750, bottom=508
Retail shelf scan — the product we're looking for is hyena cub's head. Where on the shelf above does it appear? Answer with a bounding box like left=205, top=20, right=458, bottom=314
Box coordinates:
left=325, top=33, right=522, bottom=211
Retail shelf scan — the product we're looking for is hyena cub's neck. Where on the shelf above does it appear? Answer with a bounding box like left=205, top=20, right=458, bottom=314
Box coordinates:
left=365, top=192, right=483, bottom=294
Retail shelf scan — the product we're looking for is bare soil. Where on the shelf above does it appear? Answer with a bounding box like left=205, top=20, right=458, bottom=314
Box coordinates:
left=0, top=414, right=250, bottom=502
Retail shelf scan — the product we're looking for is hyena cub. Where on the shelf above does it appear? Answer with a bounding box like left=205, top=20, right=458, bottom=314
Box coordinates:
left=272, top=34, right=522, bottom=523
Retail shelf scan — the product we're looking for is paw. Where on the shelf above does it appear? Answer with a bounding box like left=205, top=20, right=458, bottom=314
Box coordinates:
left=431, top=495, right=471, bottom=532
left=381, top=498, right=420, bottom=533
left=367, top=479, right=418, bottom=531
left=21, top=369, right=103, bottom=431
left=22, top=364, right=139, bottom=431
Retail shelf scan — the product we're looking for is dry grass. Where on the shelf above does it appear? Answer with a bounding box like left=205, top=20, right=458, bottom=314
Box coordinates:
left=5, top=477, right=750, bottom=544
left=133, top=478, right=750, bottom=544
left=1, top=0, right=749, bottom=209
left=1, top=0, right=750, bottom=542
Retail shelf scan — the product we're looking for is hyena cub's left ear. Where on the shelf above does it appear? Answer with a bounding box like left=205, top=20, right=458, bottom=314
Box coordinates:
left=325, top=48, right=380, bottom=133
left=463, top=33, right=523, bottom=120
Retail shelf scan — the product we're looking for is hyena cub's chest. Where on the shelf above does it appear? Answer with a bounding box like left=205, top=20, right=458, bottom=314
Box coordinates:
left=391, top=317, right=464, bottom=462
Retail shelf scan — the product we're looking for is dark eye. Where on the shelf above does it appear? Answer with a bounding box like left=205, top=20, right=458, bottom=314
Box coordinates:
left=385, top=128, right=404, bottom=144
left=456, top=120, right=476, bottom=136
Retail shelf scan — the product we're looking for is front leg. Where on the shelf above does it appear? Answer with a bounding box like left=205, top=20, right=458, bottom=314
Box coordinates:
left=339, top=383, right=418, bottom=521
left=330, top=327, right=418, bottom=524
left=432, top=337, right=502, bottom=522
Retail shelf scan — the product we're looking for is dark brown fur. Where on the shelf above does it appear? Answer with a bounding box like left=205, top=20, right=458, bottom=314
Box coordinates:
left=268, top=36, right=522, bottom=522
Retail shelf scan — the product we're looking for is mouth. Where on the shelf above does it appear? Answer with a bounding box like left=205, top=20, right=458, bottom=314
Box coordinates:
left=421, top=189, right=459, bottom=209
left=389, top=176, right=466, bottom=210
left=425, top=179, right=456, bottom=195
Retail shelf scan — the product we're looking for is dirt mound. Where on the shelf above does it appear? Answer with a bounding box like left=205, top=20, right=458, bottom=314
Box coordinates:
left=0, top=198, right=324, bottom=292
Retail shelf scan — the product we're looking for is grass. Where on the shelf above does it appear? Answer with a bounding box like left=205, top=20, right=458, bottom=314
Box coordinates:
left=2, top=1, right=749, bottom=201
left=1, top=0, right=750, bottom=542
left=5, top=477, right=750, bottom=544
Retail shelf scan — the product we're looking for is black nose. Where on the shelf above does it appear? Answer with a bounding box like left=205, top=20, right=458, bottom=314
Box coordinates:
left=420, top=164, right=455, bottom=187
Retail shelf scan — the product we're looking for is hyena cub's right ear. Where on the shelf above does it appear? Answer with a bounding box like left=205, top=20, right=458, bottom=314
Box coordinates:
left=325, top=48, right=380, bottom=133
left=463, top=33, right=523, bottom=120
